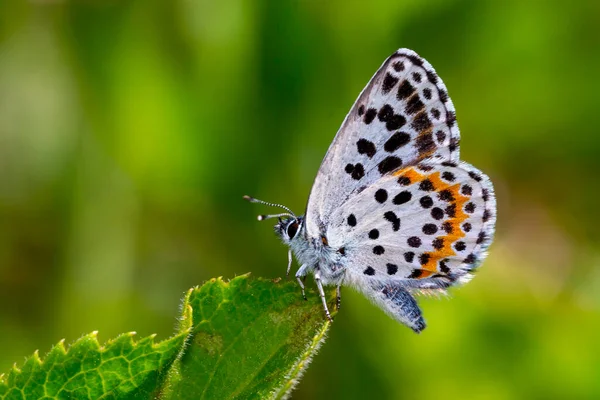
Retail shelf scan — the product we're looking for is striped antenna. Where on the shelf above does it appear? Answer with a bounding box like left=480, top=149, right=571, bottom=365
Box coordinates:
left=243, top=195, right=296, bottom=220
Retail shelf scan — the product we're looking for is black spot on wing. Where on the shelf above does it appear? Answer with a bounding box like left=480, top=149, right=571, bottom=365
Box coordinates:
left=436, top=130, right=446, bottom=144
left=438, top=189, right=454, bottom=202
left=357, top=139, right=376, bottom=158
left=405, top=95, right=425, bottom=115
left=449, top=137, right=459, bottom=152
left=393, top=191, right=412, bottom=205
left=446, top=111, right=457, bottom=127
left=431, top=207, right=444, bottom=220
left=392, top=61, right=405, bottom=71
left=445, top=204, right=456, bottom=218
left=483, top=209, right=491, bottom=222
left=408, top=269, right=423, bottom=279
left=347, top=214, right=357, bottom=227
left=468, top=171, right=482, bottom=182
left=442, top=172, right=455, bottom=182
left=482, top=189, right=490, bottom=202
left=378, top=104, right=394, bottom=122
left=419, top=179, right=434, bottom=191
left=397, top=80, right=415, bottom=100
left=369, top=229, right=380, bottom=239
left=426, top=70, right=438, bottom=84
left=463, top=254, right=477, bottom=264
left=439, top=259, right=450, bottom=273
left=386, top=263, right=398, bottom=275
left=432, top=237, right=444, bottom=250
left=382, top=73, right=399, bottom=94
left=407, top=236, right=421, bottom=248
left=386, top=114, right=406, bottom=131
left=411, top=111, right=433, bottom=132
left=345, top=163, right=365, bottom=180
left=477, top=231, right=486, bottom=244
left=416, top=132, right=436, bottom=155
left=442, top=221, right=453, bottom=233
left=422, top=224, right=438, bottom=235
left=455, top=241, right=466, bottom=252
left=384, top=131, right=410, bottom=152
left=419, top=196, right=433, bottom=209
left=441, top=161, right=457, bottom=168
left=364, top=108, right=377, bottom=124
left=375, top=189, right=388, bottom=203
left=397, top=176, right=411, bottom=186
left=464, top=202, right=476, bottom=213
left=405, top=54, right=424, bottom=67
left=378, top=156, right=402, bottom=175
left=384, top=211, right=400, bottom=231
left=439, top=89, right=448, bottom=103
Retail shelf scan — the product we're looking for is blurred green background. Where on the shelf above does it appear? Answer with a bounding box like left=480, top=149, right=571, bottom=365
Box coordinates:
left=1, top=0, right=600, bottom=399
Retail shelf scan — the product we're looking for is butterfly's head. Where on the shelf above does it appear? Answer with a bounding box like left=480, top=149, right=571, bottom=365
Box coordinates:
left=275, top=215, right=304, bottom=244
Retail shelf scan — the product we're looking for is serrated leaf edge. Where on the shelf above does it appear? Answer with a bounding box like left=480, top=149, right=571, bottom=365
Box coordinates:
left=0, top=330, right=174, bottom=391
left=269, top=319, right=331, bottom=400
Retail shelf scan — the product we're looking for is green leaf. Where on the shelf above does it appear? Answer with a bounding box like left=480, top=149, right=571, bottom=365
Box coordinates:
left=162, top=275, right=334, bottom=400
left=0, top=331, right=188, bottom=400
left=0, top=275, right=334, bottom=399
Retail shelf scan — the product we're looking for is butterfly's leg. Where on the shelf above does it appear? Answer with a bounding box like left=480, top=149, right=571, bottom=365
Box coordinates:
left=336, top=285, right=341, bottom=311
left=296, top=277, right=307, bottom=301
left=295, top=264, right=308, bottom=300
left=314, top=270, right=333, bottom=322
left=286, top=249, right=293, bottom=277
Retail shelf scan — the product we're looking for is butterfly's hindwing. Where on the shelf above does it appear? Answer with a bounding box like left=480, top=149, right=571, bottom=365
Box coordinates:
left=327, top=162, right=496, bottom=290
left=306, top=49, right=461, bottom=238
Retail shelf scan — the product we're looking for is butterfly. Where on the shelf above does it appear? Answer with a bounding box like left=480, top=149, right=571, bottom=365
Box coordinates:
left=245, top=49, right=496, bottom=332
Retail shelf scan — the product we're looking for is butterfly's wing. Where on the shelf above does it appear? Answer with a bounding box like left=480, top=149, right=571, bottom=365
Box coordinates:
left=330, top=162, right=496, bottom=285
left=306, top=49, right=460, bottom=238
left=329, top=162, right=496, bottom=331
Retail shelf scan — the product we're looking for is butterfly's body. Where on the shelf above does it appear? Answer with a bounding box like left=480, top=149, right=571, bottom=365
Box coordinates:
left=248, top=49, right=496, bottom=333
left=287, top=227, right=345, bottom=286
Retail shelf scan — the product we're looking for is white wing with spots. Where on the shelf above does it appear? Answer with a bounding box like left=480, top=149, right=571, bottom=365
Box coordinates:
left=306, top=49, right=460, bottom=238
left=326, top=162, right=496, bottom=290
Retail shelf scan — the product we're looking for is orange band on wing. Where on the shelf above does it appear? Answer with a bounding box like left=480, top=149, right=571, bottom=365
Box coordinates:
left=394, top=167, right=470, bottom=276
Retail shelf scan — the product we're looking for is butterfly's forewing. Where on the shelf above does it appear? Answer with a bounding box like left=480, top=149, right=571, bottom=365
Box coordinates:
left=328, top=162, right=496, bottom=290
left=306, top=49, right=460, bottom=238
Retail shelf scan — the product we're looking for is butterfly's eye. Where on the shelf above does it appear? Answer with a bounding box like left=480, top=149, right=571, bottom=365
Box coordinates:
left=286, top=221, right=299, bottom=239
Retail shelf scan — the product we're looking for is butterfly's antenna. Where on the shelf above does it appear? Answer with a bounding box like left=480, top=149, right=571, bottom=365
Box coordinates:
left=257, top=212, right=294, bottom=221
left=243, top=195, right=296, bottom=220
